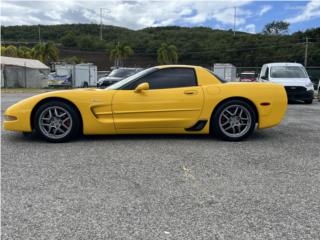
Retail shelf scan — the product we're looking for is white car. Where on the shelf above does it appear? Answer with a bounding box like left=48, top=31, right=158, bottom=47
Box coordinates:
left=259, top=63, right=314, bottom=104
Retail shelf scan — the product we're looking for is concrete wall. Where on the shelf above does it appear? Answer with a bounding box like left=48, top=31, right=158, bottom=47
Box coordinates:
left=2, top=65, right=49, bottom=88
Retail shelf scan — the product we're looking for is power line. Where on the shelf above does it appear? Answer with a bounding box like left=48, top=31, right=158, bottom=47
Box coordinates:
left=233, top=7, right=237, bottom=37
left=100, top=8, right=111, bottom=41
left=304, top=37, right=308, bottom=67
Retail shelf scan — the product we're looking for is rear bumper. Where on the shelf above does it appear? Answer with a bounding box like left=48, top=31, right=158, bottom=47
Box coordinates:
left=258, top=86, right=288, bottom=129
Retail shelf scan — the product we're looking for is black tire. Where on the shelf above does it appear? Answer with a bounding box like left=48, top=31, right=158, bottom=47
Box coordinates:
left=83, top=82, right=89, bottom=88
left=34, top=101, right=81, bottom=143
left=304, top=98, right=313, bottom=104
left=22, top=131, right=38, bottom=139
left=211, top=100, right=256, bottom=141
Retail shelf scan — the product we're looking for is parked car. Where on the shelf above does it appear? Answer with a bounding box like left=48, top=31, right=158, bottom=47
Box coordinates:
left=4, top=65, right=287, bottom=143
left=97, top=68, right=143, bottom=88
left=239, top=71, right=257, bottom=82
left=259, top=63, right=314, bottom=104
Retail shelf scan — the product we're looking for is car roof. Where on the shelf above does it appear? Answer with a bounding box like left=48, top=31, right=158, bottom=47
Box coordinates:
left=113, top=68, right=141, bottom=70
left=157, top=65, right=200, bottom=69
left=263, top=62, right=304, bottom=67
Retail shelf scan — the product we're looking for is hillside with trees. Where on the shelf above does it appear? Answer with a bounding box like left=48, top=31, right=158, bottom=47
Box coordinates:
left=1, top=24, right=320, bottom=69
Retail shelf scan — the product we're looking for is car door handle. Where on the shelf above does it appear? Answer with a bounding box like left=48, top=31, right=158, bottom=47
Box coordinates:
left=184, top=90, right=197, bottom=95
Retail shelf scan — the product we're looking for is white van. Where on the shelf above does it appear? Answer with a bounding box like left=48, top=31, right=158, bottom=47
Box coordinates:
left=259, top=63, right=314, bottom=104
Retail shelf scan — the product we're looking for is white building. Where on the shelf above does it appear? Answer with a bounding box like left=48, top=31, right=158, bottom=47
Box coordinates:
left=0, top=56, right=50, bottom=88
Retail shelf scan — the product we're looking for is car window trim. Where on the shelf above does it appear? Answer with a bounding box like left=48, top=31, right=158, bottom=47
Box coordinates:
left=119, top=67, right=198, bottom=90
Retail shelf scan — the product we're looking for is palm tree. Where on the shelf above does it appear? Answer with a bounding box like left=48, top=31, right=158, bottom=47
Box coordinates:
left=157, top=43, right=178, bottom=64
left=32, top=42, right=59, bottom=63
left=109, top=43, right=134, bottom=67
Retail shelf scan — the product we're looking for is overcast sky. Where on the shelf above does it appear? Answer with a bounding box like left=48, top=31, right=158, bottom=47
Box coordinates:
left=1, top=0, right=320, bottom=33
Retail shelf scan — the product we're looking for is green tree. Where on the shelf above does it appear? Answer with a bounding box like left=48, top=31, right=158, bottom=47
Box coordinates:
left=32, top=42, right=59, bottom=63
left=17, top=46, right=32, bottom=58
left=157, top=43, right=178, bottom=64
left=77, top=35, right=95, bottom=49
left=64, top=56, right=83, bottom=64
left=109, top=43, right=134, bottom=67
left=1, top=46, right=6, bottom=55
left=263, top=21, right=290, bottom=35
left=3, top=45, right=18, bottom=57
left=60, top=32, right=77, bottom=47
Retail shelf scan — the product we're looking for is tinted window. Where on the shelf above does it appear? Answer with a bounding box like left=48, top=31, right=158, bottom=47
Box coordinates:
left=270, top=66, right=307, bottom=78
left=123, top=68, right=197, bottom=90
left=107, top=68, right=157, bottom=90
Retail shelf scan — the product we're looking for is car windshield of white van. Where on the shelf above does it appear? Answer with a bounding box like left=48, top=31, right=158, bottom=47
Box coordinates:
left=270, top=66, right=307, bottom=78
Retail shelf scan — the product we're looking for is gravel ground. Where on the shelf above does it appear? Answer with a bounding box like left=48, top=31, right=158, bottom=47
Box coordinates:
left=1, top=93, right=320, bottom=240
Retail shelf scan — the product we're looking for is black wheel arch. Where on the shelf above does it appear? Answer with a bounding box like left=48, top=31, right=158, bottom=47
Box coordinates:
left=210, top=97, right=259, bottom=132
left=31, top=97, right=83, bottom=133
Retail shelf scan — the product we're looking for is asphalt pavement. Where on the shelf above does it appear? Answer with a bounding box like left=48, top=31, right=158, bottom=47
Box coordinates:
left=1, top=92, right=320, bottom=240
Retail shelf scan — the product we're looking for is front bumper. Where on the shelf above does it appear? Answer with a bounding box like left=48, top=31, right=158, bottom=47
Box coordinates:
left=284, top=86, right=314, bottom=101
left=3, top=100, right=33, bottom=132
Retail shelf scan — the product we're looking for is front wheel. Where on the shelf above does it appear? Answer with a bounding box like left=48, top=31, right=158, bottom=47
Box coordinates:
left=304, top=98, right=313, bottom=104
left=34, top=101, right=80, bottom=142
left=211, top=100, right=256, bottom=141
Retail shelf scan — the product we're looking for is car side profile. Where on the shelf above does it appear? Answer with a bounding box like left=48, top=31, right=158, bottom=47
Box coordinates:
left=4, top=65, right=288, bottom=142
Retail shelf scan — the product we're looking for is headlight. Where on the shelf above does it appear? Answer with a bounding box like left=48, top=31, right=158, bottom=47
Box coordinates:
left=306, top=82, right=313, bottom=87
left=4, top=115, right=17, bottom=121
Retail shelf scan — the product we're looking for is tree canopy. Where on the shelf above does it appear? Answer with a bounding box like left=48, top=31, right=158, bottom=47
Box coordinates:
left=1, top=24, right=320, bottom=67
left=263, top=21, right=290, bottom=35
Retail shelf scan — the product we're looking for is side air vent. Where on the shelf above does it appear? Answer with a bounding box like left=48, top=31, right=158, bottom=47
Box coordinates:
left=185, top=120, right=208, bottom=131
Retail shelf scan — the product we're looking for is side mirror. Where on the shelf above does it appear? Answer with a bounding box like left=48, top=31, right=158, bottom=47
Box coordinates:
left=134, top=82, right=149, bottom=93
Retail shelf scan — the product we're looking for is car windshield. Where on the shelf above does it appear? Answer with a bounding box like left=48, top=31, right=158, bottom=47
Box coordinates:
left=106, top=67, right=157, bottom=90
left=270, top=66, right=308, bottom=78
left=108, top=69, right=137, bottom=78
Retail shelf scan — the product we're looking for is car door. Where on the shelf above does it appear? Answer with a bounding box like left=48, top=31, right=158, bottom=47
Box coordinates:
left=111, top=67, right=204, bottom=130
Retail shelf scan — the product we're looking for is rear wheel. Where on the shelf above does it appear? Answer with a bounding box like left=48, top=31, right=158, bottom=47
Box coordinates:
left=211, top=100, right=256, bottom=141
left=34, top=101, right=80, bottom=142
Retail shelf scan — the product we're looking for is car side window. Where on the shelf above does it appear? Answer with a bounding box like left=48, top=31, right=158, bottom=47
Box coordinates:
left=123, top=68, right=197, bottom=90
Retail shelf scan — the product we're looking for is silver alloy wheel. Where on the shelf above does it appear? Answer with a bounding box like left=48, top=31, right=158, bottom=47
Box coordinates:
left=38, top=106, right=73, bottom=140
left=218, top=104, right=252, bottom=138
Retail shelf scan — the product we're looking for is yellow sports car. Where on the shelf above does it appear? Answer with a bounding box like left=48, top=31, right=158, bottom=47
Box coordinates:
left=4, top=65, right=287, bottom=142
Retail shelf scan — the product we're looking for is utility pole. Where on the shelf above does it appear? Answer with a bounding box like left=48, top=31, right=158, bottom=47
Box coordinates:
left=38, top=24, right=41, bottom=43
left=100, top=8, right=103, bottom=40
left=233, top=7, right=237, bottom=37
left=304, top=37, right=308, bottom=67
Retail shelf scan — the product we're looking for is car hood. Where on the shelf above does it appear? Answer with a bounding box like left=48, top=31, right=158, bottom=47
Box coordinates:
left=269, top=78, right=311, bottom=86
